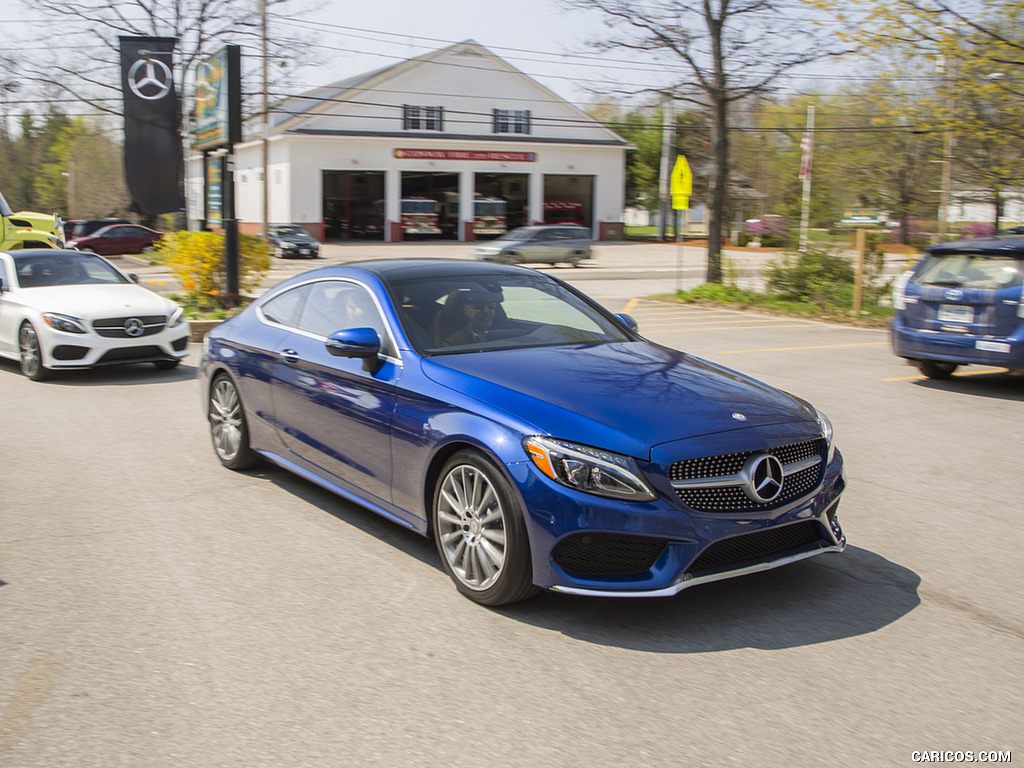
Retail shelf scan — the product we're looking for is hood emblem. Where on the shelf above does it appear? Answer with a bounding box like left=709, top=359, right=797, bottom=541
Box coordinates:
left=944, top=288, right=964, bottom=301
left=743, top=454, right=784, bottom=503
left=124, top=318, right=145, bottom=337
left=732, top=412, right=747, bottom=421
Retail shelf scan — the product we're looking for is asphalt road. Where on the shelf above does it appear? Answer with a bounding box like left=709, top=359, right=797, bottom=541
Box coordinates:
left=1, top=245, right=1020, bottom=767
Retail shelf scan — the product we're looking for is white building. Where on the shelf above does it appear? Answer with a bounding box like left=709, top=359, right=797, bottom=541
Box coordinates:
left=947, top=188, right=1024, bottom=228
left=186, top=40, right=631, bottom=241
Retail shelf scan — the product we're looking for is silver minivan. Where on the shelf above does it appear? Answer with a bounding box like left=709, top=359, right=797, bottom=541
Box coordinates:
left=474, top=225, right=592, bottom=267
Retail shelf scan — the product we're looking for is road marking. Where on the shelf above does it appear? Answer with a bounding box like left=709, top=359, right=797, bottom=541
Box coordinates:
left=720, top=342, right=889, bottom=354
left=884, top=368, right=1008, bottom=381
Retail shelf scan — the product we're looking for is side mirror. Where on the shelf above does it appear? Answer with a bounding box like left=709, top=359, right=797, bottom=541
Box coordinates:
left=0, top=277, right=5, bottom=293
left=129, top=273, right=139, bottom=283
left=615, top=313, right=639, bottom=333
left=326, top=327, right=382, bottom=372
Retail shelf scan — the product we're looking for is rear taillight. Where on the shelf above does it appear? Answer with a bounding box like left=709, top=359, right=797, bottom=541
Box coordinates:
left=893, top=270, right=913, bottom=311
left=1018, top=285, right=1024, bottom=319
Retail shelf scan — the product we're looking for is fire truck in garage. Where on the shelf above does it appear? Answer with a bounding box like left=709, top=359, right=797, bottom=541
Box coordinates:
left=440, top=192, right=508, bottom=238
left=543, top=200, right=584, bottom=226
left=399, top=197, right=441, bottom=236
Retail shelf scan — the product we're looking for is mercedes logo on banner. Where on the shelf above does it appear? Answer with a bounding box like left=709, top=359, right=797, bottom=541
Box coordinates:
left=118, top=36, right=184, bottom=216
left=127, top=58, right=173, bottom=101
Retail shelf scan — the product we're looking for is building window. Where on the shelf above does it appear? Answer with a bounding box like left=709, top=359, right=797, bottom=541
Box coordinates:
left=493, top=109, right=530, bottom=134
left=403, top=105, right=443, bottom=131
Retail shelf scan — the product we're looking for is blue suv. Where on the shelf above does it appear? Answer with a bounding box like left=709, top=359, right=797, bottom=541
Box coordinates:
left=892, top=236, right=1024, bottom=378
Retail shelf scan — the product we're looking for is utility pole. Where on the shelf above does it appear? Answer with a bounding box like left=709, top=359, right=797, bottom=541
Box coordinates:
left=798, top=104, right=814, bottom=252
left=658, top=98, right=674, bottom=241
left=261, top=0, right=270, bottom=238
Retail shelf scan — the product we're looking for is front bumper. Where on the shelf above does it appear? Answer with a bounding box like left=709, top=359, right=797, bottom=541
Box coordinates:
left=512, top=449, right=846, bottom=597
left=41, top=325, right=190, bottom=369
left=892, top=316, right=1024, bottom=370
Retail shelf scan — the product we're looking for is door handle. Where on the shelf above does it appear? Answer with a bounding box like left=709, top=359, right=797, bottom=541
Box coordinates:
left=279, top=349, right=300, bottom=365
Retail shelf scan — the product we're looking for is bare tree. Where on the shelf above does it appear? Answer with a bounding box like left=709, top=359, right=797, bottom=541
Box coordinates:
left=8, top=0, right=319, bottom=122
left=561, top=0, right=846, bottom=282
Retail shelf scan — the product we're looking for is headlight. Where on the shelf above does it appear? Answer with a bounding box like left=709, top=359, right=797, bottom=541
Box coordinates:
left=523, top=436, right=657, bottom=502
left=42, top=313, right=87, bottom=334
left=167, top=306, right=185, bottom=328
left=815, top=408, right=836, bottom=462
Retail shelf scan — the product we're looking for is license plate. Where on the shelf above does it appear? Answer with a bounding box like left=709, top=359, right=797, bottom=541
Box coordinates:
left=937, top=304, right=973, bottom=323
left=300, top=248, right=310, bottom=254
left=975, top=340, right=1010, bottom=353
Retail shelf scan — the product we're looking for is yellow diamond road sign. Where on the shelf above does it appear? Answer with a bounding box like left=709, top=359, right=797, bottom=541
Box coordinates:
left=670, top=155, right=692, bottom=210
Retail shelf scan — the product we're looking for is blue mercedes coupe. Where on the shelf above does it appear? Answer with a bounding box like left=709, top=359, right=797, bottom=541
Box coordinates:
left=199, top=259, right=846, bottom=605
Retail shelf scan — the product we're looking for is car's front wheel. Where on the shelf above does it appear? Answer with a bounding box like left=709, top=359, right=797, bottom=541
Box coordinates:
left=208, top=374, right=260, bottom=469
left=18, top=322, right=50, bottom=381
left=432, top=450, right=538, bottom=606
left=918, top=360, right=958, bottom=379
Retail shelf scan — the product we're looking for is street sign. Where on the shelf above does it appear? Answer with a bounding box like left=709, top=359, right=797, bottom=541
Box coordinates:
left=671, top=155, right=692, bottom=210
left=841, top=208, right=883, bottom=226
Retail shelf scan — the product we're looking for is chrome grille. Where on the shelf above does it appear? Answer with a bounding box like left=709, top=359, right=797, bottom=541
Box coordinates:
left=670, top=438, right=826, bottom=512
left=92, top=315, right=167, bottom=338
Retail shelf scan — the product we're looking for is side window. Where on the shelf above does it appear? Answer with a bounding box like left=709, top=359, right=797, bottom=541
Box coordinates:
left=260, top=284, right=310, bottom=328
left=298, top=281, right=395, bottom=356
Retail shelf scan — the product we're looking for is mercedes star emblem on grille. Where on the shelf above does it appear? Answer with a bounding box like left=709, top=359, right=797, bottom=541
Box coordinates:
left=744, top=454, right=784, bottom=503
left=123, top=318, right=145, bottom=337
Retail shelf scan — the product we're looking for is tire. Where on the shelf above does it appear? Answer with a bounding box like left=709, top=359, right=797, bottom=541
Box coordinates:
left=568, top=253, right=583, bottom=267
left=208, top=374, right=261, bottom=470
left=918, top=360, right=958, bottom=379
left=18, top=322, right=50, bottom=381
left=432, top=449, right=539, bottom=606
left=153, top=359, right=180, bottom=370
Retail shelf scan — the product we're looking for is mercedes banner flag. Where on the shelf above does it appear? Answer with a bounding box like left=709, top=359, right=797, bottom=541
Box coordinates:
left=119, top=36, right=184, bottom=215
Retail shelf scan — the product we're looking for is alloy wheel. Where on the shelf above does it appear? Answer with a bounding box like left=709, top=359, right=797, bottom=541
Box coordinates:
left=436, top=464, right=507, bottom=591
left=210, top=378, right=244, bottom=461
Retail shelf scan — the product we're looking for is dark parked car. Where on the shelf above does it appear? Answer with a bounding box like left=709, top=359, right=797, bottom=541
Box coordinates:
left=68, top=224, right=162, bottom=256
left=64, top=219, right=131, bottom=241
left=199, top=260, right=845, bottom=605
left=892, top=236, right=1024, bottom=377
left=268, top=224, right=320, bottom=258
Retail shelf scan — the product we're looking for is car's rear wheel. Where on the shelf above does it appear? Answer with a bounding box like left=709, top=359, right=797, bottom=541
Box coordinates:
left=18, top=322, right=50, bottom=381
left=569, top=252, right=583, bottom=267
left=208, top=374, right=260, bottom=469
left=918, top=360, right=958, bottom=379
left=432, top=450, right=538, bottom=606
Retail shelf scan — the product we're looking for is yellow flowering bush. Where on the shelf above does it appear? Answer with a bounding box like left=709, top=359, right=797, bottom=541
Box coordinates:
left=156, top=231, right=271, bottom=310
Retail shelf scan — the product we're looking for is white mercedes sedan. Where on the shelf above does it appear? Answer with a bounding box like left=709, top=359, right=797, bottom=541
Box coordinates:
left=0, top=249, right=189, bottom=381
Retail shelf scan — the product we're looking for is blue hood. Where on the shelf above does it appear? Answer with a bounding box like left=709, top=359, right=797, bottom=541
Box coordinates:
left=421, top=342, right=815, bottom=459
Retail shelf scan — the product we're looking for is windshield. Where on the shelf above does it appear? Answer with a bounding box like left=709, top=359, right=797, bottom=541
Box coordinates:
left=0, top=190, right=11, bottom=217
left=275, top=226, right=313, bottom=239
left=14, top=252, right=130, bottom=288
left=497, top=227, right=537, bottom=241
left=915, top=253, right=1023, bottom=290
left=475, top=201, right=506, bottom=217
left=389, top=271, right=634, bottom=355
left=401, top=200, right=438, bottom=214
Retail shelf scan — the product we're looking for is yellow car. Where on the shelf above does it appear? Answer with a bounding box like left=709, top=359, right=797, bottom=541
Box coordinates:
left=1, top=191, right=64, bottom=251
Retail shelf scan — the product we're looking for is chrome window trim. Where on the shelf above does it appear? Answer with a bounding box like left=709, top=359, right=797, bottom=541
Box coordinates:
left=255, top=277, right=404, bottom=367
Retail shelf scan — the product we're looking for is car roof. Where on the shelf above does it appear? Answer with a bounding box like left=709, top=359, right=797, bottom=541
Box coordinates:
left=929, top=237, right=1024, bottom=255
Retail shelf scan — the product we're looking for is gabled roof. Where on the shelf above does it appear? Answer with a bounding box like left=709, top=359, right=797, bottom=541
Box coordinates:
left=267, top=40, right=629, bottom=147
